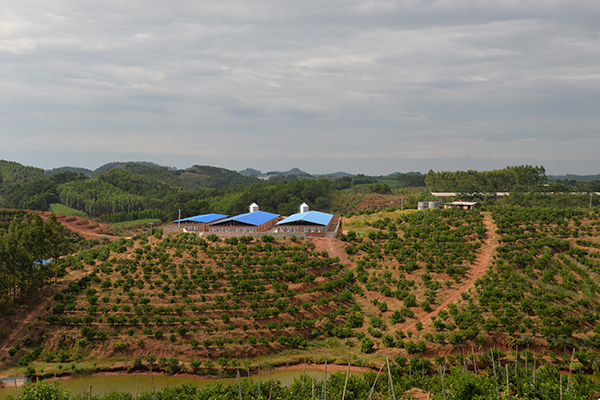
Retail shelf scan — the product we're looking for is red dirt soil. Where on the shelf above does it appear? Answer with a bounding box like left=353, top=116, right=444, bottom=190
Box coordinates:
left=0, top=208, right=117, bottom=240
left=403, top=211, right=499, bottom=332
left=1, top=209, right=501, bottom=376
left=0, top=268, right=90, bottom=355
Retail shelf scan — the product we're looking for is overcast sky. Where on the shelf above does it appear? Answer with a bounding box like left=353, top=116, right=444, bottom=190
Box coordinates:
left=2, top=0, right=599, bottom=175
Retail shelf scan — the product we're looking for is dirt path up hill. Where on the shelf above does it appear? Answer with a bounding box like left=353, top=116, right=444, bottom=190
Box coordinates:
left=403, top=211, right=499, bottom=332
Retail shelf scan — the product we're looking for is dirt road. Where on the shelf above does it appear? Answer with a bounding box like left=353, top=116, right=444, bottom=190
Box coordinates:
left=403, top=211, right=499, bottom=332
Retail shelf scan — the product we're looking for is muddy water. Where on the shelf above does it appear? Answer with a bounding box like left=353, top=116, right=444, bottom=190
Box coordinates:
left=0, top=368, right=365, bottom=399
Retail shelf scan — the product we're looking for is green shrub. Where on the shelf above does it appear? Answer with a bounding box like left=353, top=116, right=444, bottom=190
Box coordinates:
left=360, top=337, right=375, bottom=353
left=5, top=380, right=69, bottom=400
left=113, top=342, right=128, bottom=352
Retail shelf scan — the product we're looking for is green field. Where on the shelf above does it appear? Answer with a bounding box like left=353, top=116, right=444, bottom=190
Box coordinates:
left=49, top=203, right=89, bottom=217
left=343, top=209, right=420, bottom=235
left=109, top=218, right=162, bottom=228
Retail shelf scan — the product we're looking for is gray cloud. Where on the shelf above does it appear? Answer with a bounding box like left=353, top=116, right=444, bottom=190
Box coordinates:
left=1, top=0, right=599, bottom=175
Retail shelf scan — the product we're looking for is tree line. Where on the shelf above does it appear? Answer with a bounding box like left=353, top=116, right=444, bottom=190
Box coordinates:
left=0, top=213, right=75, bottom=306
left=425, top=165, right=547, bottom=193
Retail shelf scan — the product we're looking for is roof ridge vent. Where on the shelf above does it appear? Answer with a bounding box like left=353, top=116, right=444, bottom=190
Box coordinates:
left=249, top=203, right=259, bottom=213
left=299, top=203, right=310, bottom=213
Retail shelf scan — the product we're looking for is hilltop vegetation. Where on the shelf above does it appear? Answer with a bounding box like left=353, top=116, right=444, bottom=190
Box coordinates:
left=0, top=161, right=337, bottom=220
left=0, top=160, right=44, bottom=187
left=425, top=165, right=547, bottom=193
left=46, top=166, right=94, bottom=176
left=1, top=172, right=88, bottom=211
left=5, top=160, right=598, bottom=227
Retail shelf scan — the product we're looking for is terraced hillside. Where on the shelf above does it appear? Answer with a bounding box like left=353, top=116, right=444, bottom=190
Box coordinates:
left=3, top=234, right=349, bottom=372
left=343, top=207, right=600, bottom=371
left=3, top=207, right=600, bottom=378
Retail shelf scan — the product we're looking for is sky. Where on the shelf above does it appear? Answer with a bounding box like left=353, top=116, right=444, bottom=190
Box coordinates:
left=1, top=0, right=599, bottom=176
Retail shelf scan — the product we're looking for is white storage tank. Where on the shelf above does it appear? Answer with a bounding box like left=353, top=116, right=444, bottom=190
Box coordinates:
left=418, top=202, right=429, bottom=210
left=428, top=201, right=440, bottom=209
left=299, top=203, right=310, bottom=213
left=249, top=203, right=259, bottom=213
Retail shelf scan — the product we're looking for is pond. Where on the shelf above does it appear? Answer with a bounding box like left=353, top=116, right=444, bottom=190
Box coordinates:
left=0, top=367, right=365, bottom=399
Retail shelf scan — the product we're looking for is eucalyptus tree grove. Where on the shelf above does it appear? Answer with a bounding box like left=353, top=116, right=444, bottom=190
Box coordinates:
left=0, top=213, right=73, bottom=305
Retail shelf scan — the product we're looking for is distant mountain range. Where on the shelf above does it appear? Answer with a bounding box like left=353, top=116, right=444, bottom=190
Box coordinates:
left=238, top=168, right=263, bottom=176
left=41, top=162, right=412, bottom=181
left=238, top=168, right=379, bottom=178
left=548, top=174, right=600, bottom=182
left=26, top=160, right=600, bottom=182
left=40, top=162, right=384, bottom=186
left=45, top=161, right=178, bottom=177
left=238, top=167, right=348, bottom=178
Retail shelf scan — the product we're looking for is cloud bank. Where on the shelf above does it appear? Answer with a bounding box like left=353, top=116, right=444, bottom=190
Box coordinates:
left=1, top=0, right=599, bottom=174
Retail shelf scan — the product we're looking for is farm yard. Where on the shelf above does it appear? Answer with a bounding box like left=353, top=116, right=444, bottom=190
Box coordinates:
left=2, top=206, right=600, bottom=398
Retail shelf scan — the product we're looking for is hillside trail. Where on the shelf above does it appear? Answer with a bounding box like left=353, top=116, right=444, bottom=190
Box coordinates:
left=0, top=268, right=90, bottom=355
left=403, top=211, right=499, bottom=332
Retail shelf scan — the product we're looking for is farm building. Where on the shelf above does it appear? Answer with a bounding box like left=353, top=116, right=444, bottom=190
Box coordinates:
left=164, top=213, right=228, bottom=234
left=275, top=204, right=341, bottom=237
left=443, top=201, right=479, bottom=210
left=432, top=192, right=509, bottom=198
left=209, top=204, right=279, bottom=234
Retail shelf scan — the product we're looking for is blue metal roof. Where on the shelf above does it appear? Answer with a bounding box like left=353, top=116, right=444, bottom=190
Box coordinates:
left=174, top=213, right=228, bottom=223
left=276, top=211, right=333, bottom=226
left=211, top=210, right=279, bottom=226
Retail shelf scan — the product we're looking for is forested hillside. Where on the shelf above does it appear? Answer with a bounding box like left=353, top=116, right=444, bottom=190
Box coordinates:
left=1, top=160, right=597, bottom=226
left=0, top=160, right=44, bottom=188
left=0, top=212, right=79, bottom=305
left=1, top=172, right=88, bottom=211
left=0, top=161, right=341, bottom=221
left=46, top=167, right=93, bottom=176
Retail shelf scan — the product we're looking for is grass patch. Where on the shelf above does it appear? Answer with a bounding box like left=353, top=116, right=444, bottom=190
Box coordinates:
left=110, top=218, right=161, bottom=228
left=49, top=203, right=88, bottom=217
left=343, top=209, right=420, bottom=235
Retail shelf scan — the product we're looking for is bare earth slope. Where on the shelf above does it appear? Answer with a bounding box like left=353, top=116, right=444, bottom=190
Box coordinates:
left=0, top=269, right=90, bottom=354
left=0, top=208, right=116, bottom=240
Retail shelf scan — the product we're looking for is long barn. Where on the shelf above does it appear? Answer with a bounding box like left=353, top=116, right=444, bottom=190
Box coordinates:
left=208, top=204, right=279, bottom=234
left=275, top=204, right=339, bottom=237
